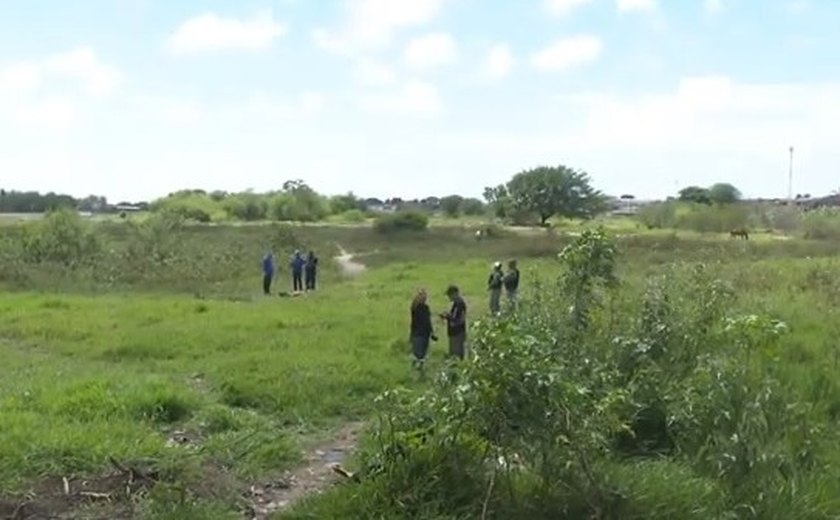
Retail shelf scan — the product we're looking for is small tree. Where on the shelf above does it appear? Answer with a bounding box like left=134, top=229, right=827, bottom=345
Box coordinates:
left=461, top=198, right=486, bottom=216
left=503, top=165, right=605, bottom=226
left=708, top=183, right=741, bottom=205
left=439, top=195, right=464, bottom=218
left=678, top=186, right=712, bottom=205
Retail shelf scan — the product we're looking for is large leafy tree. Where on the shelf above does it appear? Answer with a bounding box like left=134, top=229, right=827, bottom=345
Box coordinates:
left=495, top=165, right=605, bottom=226
left=678, top=186, right=712, bottom=205
left=708, top=183, right=741, bottom=204
left=440, top=195, right=464, bottom=217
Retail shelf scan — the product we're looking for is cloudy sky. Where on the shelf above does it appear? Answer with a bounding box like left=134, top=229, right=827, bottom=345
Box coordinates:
left=1, top=0, right=837, bottom=202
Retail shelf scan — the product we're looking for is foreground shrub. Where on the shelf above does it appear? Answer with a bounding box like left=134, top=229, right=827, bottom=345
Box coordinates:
left=291, top=229, right=833, bottom=519
left=374, top=211, right=429, bottom=233
left=21, top=209, right=101, bottom=266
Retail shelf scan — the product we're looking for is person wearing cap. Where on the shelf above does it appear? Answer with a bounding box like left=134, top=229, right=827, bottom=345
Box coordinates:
left=504, top=259, right=520, bottom=310
left=487, top=261, right=504, bottom=315
left=440, top=285, right=467, bottom=360
left=290, top=250, right=305, bottom=292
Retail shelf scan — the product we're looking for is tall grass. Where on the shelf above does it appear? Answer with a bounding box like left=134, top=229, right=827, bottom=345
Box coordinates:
left=3, top=221, right=840, bottom=517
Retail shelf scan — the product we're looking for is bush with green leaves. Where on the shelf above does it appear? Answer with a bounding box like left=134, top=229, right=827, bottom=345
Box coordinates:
left=373, top=211, right=429, bottom=233
left=20, top=209, right=101, bottom=266
left=800, top=208, right=840, bottom=240
left=291, top=229, right=835, bottom=519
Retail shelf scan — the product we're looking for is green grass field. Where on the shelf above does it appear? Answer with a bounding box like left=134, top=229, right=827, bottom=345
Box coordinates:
left=3, top=215, right=840, bottom=518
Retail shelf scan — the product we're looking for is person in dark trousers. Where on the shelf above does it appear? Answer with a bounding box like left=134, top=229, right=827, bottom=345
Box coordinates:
left=504, top=259, right=520, bottom=310
left=262, top=252, right=274, bottom=295
left=305, top=251, right=319, bottom=291
left=440, top=285, right=467, bottom=360
left=290, top=250, right=305, bottom=292
left=410, top=288, right=437, bottom=370
left=488, top=261, right=504, bottom=315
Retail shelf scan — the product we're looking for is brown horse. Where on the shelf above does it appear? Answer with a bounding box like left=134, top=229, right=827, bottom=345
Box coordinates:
left=730, top=228, right=749, bottom=240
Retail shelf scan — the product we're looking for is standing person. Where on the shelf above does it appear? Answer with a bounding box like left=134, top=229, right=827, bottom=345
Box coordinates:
left=440, top=285, right=467, bottom=360
left=305, top=251, right=319, bottom=291
left=409, top=289, right=437, bottom=370
left=487, top=261, right=504, bottom=315
left=290, top=250, right=305, bottom=292
left=504, top=259, right=520, bottom=310
left=261, top=252, right=274, bottom=296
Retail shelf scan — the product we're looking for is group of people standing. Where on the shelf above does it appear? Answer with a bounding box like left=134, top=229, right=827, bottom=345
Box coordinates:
left=261, top=250, right=319, bottom=295
left=408, top=259, right=520, bottom=370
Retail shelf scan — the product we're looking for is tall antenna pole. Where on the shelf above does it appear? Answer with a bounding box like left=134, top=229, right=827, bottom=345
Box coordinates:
left=788, top=146, right=794, bottom=201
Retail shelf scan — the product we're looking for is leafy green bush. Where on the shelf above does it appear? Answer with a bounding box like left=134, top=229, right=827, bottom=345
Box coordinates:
left=800, top=208, right=840, bottom=240
left=337, top=209, right=366, bottom=223
left=373, top=211, right=429, bottom=233
left=637, top=202, right=677, bottom=229
left=21, top=209, right=101, bottom=266
left=675, top=203, right=749, bottom=233
left=222, top=192, right=268, bottom=221
left=292, top=230, right=831, bottom=519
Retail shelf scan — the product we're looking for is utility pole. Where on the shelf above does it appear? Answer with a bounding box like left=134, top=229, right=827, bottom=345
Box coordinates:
left=788, top=146, right=794, bottom=201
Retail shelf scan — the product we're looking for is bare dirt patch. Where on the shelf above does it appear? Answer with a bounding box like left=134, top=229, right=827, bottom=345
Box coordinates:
left=0, top=459, right=157, bottom=520
left=333, top=245, right=367, bottom=278
left=243, top=421, right=364, bottom=519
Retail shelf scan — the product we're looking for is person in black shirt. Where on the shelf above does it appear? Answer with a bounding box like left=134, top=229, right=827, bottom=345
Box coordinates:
left=305, top=251, right=319, bottom=291
left=504, top=259, right=520, bottom=310
left=441, top=285, right=467, bottom=360
left=487, top=261, right=504, bottom=314
left=410, top=289, right=436, bottom=369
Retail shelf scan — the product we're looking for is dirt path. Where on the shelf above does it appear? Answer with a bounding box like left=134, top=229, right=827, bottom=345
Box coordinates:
left=334, top=245, right=367, bottom=278
left=244, top=422, right=364, bottom=519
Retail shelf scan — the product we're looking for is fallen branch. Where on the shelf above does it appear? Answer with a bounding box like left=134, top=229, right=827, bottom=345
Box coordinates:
left=79, top=491, right=112, bottom=501
left=330, top=463, right=354, bottom=479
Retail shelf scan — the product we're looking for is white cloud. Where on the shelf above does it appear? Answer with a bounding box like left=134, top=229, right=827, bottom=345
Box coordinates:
left=616, top=0, right=657, bottom=12
left=0, top=62, right=41, bottom=91
left=704, top=0, right=724, bottom=14
left=313, top=0, right=445, bottom=55
left=160, top=99, right=207, bottom=125
left=404, top=33, right=458, bottom=70
left=354, top=59, right=398, bottom=86
left=360, top=80, right=441, bottom=117
left=481, top=44, right=515, bottom=80
left=224, top=91, right=327, bottom=120
left=45, top=47, right=121, bottom=96
left=531, top=36, right=602, bottom=72
left=550, top=76, right=838, bottom=154
left=13, top=97, right=77, bottom=129
left=543, top=0, right=594, bottom=17
left=167, top=11, right=286, bottom=55
left=0, top=46, right=119, bottom=132
left=0, top=46, right=120, bottom=97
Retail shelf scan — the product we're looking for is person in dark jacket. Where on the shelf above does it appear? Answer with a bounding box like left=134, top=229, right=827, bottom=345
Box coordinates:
left=440, top=285, right=467, bottom=360
left=487, top=261, right=504, bottom=315
left=290, top=250, right=305, bottom=292
left=504, top=259, right=520, bottom=309
left=305, top=251, right=319, bottom=291
left=261, top=252, right=274, bottom=295
left=410, top=288, right=437, bottom=369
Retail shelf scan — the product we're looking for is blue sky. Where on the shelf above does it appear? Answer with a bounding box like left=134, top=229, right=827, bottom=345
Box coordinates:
left=1, top=0, right=837, bottom=202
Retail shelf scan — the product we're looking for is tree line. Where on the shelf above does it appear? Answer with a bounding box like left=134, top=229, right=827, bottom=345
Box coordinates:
left=3, top=168, right=750, bottom=228
left=0, top=189, right=147, bottom=214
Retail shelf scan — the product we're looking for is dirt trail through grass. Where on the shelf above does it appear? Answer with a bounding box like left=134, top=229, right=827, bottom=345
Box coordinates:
left=244, top=422, right=364, bottom=519
left=334, top=245, right=367, bottom=278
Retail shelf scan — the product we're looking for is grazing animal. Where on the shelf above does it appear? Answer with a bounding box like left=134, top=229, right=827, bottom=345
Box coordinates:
left=730, top=228, right=749, bottom=240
